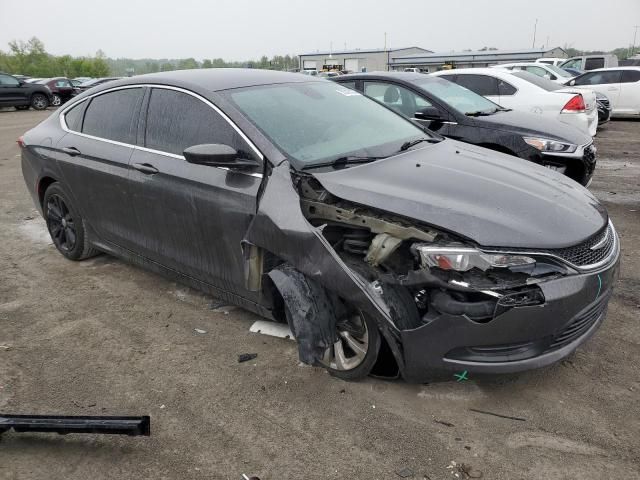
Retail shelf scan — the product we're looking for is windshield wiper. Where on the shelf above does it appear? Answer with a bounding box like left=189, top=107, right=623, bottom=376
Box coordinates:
left=465, top=109, right=500, bottom=117
left=399, top=137, right=440, bottom=151
left=301, top=155, right=386, bottom=170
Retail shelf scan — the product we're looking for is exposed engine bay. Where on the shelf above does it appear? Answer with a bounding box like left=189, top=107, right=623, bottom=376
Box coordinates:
left=293, top=172, right=568, bottom=327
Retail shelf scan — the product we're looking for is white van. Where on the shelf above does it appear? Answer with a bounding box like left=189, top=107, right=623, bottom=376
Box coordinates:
left=560, top=55, right=618, bottom=71
left=535, top=58, right=565, bottom=66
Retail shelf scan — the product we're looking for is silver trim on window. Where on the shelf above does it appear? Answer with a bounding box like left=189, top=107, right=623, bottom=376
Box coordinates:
left=58, top=84, right=264, bottom=178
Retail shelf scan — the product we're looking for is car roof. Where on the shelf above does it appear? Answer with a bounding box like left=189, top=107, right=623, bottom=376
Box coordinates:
left=337, top=71, right=426, bottom=82
left=583, top=66, right=640, bottom=72
left=112, top=68, right=320, bottom=92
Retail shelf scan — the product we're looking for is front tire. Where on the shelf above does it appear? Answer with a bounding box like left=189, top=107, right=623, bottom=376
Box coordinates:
left=43, top=183, right=99, bottom=260
left=31, top=93, right=49, bottom=110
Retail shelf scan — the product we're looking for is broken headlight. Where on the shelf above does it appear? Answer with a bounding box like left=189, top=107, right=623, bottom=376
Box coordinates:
left=414, top=246, right=535, bottom=272
left=523, top=137, right=577, bottom=153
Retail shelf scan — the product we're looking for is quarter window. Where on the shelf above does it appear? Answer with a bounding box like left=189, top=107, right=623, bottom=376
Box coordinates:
left=145, top=88, right=254, bottom=158
left=621, top=70, right=640, bottom=83
left=64, top=101, right=85, bottom=132
left=453, top=74, right=499, bottom=96
left=82, top=88, right=143, bottom=144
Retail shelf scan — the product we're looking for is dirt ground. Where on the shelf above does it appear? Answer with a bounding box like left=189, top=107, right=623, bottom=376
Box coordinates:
left=0, top=109, right=638, bottom=480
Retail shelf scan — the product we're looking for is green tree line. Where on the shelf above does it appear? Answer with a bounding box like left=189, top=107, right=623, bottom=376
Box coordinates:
left=0, top=37, right=110, bottom=77
left=0, top=37, right=299, bottom=78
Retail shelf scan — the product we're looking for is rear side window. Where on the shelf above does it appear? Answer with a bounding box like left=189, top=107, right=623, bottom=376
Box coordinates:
left=64, top=101, right=85, bottom=132
left=145, top=88, right=253, bottom=158
left=621, top=70, right=640, bottom=83
left=574, top=71, right=622, bottom=86
left=453, top=75, right=499, bottom=96
left=82, top=88, right=143, bottom=144
left=584, top=58, right=605, bottom=70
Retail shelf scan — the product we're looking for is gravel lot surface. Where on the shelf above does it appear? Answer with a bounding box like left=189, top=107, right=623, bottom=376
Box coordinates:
left=0, top=109, right=638, bottom=479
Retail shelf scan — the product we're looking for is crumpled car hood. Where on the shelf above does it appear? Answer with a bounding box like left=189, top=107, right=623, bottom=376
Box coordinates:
left=311, top=140, right=607, bottom=249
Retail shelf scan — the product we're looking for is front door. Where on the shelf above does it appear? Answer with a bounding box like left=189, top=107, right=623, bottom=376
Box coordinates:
left=0, top=73, right=26, bottom=105
left=127, top=87, right=263, bottom=299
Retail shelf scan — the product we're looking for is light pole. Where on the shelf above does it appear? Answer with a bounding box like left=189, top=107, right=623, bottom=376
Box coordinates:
left=632, top=25, right=639, bottom=56
left=532, top=19, right=538, bottom=48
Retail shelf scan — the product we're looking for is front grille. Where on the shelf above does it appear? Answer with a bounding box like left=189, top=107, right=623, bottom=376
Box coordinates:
left=492, top=222, right=616, bottom=270
left=583, top=144, right=597, bottom=166
left=546, top=294, right=609, bottom=351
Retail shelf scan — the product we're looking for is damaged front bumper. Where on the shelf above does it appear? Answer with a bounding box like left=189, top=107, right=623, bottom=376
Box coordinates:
left=399, top=257, right=620, bottom=382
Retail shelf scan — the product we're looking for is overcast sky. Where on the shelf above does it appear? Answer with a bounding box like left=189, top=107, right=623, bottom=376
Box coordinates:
left=1, top=0, right=638, bottom=60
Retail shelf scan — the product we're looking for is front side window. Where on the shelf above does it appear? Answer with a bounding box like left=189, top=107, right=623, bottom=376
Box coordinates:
left=524, top=66, right=551, bottom=78
left=145, top=88, right=253, bottom=158
left=413, top=77, right=499, bottom=115
left=561, top=58, right=582, bottom=69
left=621, top=70, right=640, bottom=83
left=364, top=81, right=432, bottom=117
left=82, top=88, right=143, bottom=144
left=452, top=75, right=499, bottom=96
left=227, top=82, right=428, bottom=167
left=0, top=74, right=20, bottom=87
left=56, top=79, right=72, bottom=87
left=574, top=71, right=622, bottom=86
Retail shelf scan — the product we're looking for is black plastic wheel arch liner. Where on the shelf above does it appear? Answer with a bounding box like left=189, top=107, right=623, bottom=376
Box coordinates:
left=243, top=162, right=406, bottom=371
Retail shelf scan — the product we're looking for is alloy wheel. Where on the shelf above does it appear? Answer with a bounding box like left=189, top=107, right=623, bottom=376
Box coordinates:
left=322, top=312, right=369, bottom=371
left=32, top=95, right=47, bottom=110
left=52, top=94, right=61, bottom=106
left=46, top=194, right=77, bottom=252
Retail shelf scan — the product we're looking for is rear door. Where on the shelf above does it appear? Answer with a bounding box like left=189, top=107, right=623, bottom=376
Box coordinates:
left=573, top=70, right=622, bottom=110
left=56, top=87, right=144, bottom=250
left=618, top=70, right=640, bottom=115
left=127, top=87, right=263, bottom=298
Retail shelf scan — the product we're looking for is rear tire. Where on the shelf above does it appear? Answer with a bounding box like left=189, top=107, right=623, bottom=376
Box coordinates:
left=43, top=183, right=99, bottom=261
left=31, top=93, right=49, bottom=110
left=51, top=94, right=62, bottom=107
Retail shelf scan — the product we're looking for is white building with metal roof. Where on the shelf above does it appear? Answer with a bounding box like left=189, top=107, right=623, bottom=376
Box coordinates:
left=389, top=47, right=567, bottom=72
left=299, top=47, right=432, bottom=73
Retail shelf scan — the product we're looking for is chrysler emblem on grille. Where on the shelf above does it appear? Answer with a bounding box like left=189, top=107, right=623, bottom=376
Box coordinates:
left=590, top=229, right=609, bottom=250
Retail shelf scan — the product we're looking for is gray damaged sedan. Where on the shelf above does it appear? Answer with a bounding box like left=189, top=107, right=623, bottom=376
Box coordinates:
left=19, top=69, right=620, bottom=381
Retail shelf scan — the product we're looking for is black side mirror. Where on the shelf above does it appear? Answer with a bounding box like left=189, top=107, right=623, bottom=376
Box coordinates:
left=183, top=144, right=260, bottom=169
left=414, top=106, right=442, bottom=121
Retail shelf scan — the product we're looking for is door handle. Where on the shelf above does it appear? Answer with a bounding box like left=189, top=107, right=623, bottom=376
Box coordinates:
left=61, top=146, right=81, bottom=156
left=132, top=163, right=159, bottom=175
left=607, top=87, right=618, bottom=91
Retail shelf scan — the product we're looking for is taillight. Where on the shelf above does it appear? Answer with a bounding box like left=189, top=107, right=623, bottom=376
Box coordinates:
left=562, top=95, right=586, bottom=113
left=17, top=136, right=25, bottom=148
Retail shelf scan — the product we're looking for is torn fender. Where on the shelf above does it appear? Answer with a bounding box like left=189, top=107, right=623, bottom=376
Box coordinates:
left=242, top=162, right=405, bottom=370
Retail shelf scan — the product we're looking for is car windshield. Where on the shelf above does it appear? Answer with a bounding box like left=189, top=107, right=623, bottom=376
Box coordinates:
left=545, top=64, right=573, bottom=78
left=510, top=71, right=562, bottom=91
left=227, top=82, right=430, bottom=167
left=412, top=76, right=500, bottom=115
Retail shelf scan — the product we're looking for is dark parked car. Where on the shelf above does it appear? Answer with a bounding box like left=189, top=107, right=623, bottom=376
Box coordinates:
left=35, top=77, right=79, bottom=106
left=334, top=72, right=596, bottom=186
left=19, top=70, right=619, bottom=382
left=76, top=77, right=121, bottom=92
left=0, top=72, right=53, bottom=110
left=562, top=67, right=585, bottom=77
